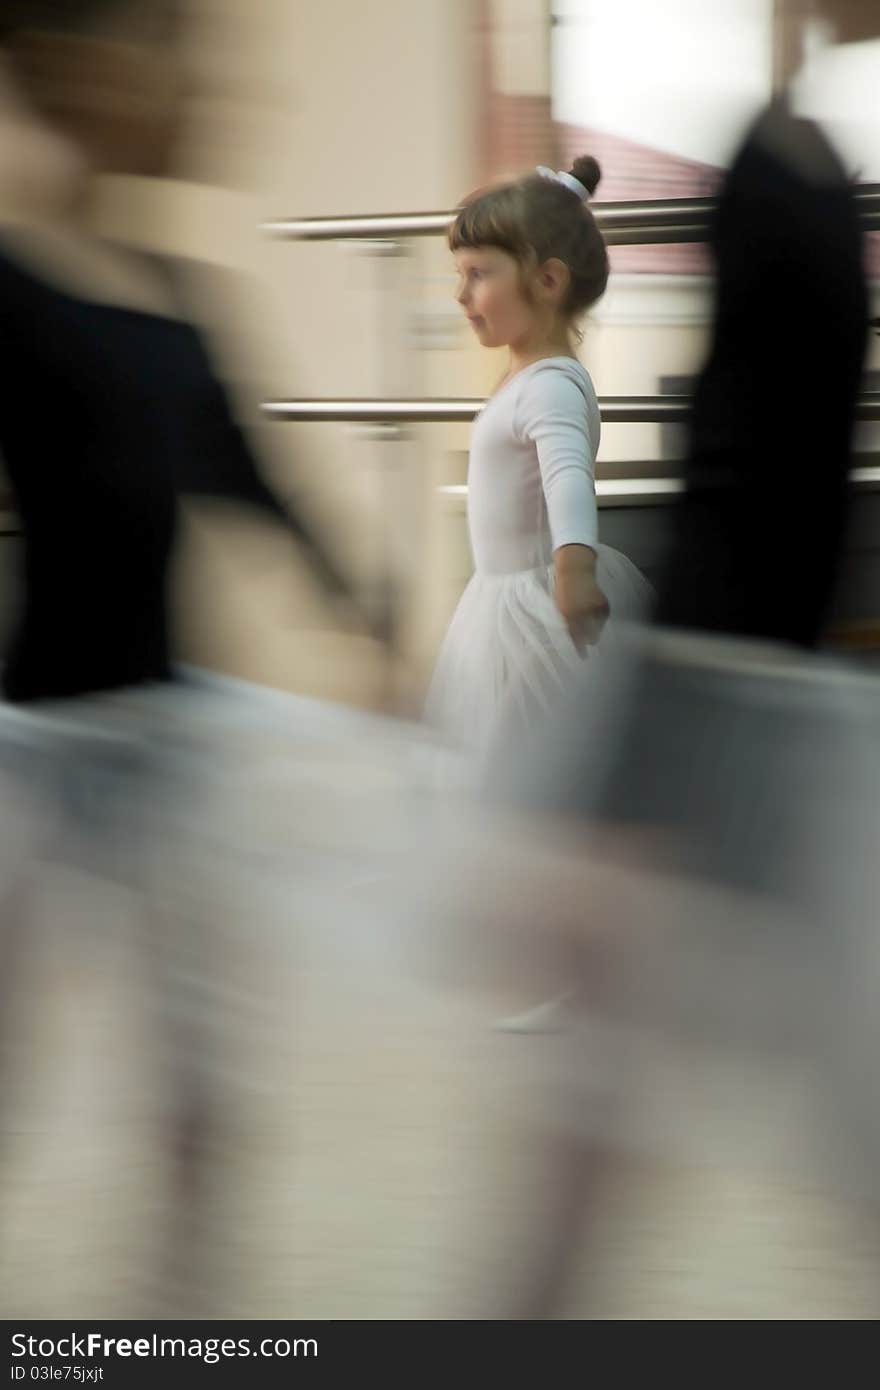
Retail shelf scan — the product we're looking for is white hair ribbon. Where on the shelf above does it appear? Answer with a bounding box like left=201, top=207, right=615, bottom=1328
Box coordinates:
left=535, top=166, right=590, bottom=202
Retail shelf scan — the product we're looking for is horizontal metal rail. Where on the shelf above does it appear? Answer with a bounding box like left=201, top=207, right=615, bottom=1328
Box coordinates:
left=263, top=186, right=880, bottom=244
left=438, top=463, right=880, bottom=508
left=263, top=393, right=880, bottom=425
left=436, top=478, right=687, bottom=506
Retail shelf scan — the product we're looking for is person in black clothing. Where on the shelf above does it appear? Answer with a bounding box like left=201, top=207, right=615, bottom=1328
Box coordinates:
left=652, top=98, right=868, bottom=651
left=0, top=0, right=356, bottom=704
left=0, top=0, right=347, bottom=1315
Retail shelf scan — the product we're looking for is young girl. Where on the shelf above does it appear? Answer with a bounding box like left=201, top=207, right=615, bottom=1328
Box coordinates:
left=425, top=156, right=650, bottom=767
left=423, top=157, right=651, bottom=1033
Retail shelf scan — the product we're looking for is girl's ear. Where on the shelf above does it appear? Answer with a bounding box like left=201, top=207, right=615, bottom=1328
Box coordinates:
left=538, top=257, right=571, bottom=301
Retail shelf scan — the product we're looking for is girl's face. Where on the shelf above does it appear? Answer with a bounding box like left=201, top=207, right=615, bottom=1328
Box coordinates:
left=454, top=245, right=538, bottom=350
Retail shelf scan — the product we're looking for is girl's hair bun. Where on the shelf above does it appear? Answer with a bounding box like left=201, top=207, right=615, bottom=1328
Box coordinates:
left=570, top=155, right=601, bottom=197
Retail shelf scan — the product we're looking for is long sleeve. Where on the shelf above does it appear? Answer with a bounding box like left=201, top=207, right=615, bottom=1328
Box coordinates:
left=513, top=365, right=599, bottom=552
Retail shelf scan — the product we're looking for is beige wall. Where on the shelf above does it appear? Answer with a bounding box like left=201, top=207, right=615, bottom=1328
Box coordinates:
left=489, top=0, right=552, bottom=96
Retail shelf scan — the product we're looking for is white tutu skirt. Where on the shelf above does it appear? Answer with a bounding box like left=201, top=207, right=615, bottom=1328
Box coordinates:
left=425, top=542, right=652, bottom=759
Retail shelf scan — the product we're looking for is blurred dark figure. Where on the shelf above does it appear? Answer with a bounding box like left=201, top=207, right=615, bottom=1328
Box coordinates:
left=0, top=0, right=355, bottom=704
left=0, top=0, right=348, bottom=1315
left=653, top=98, right=868, bottom=649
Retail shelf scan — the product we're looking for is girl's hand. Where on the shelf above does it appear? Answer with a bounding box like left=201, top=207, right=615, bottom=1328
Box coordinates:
left=554, top=545, right=609, bottom=652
